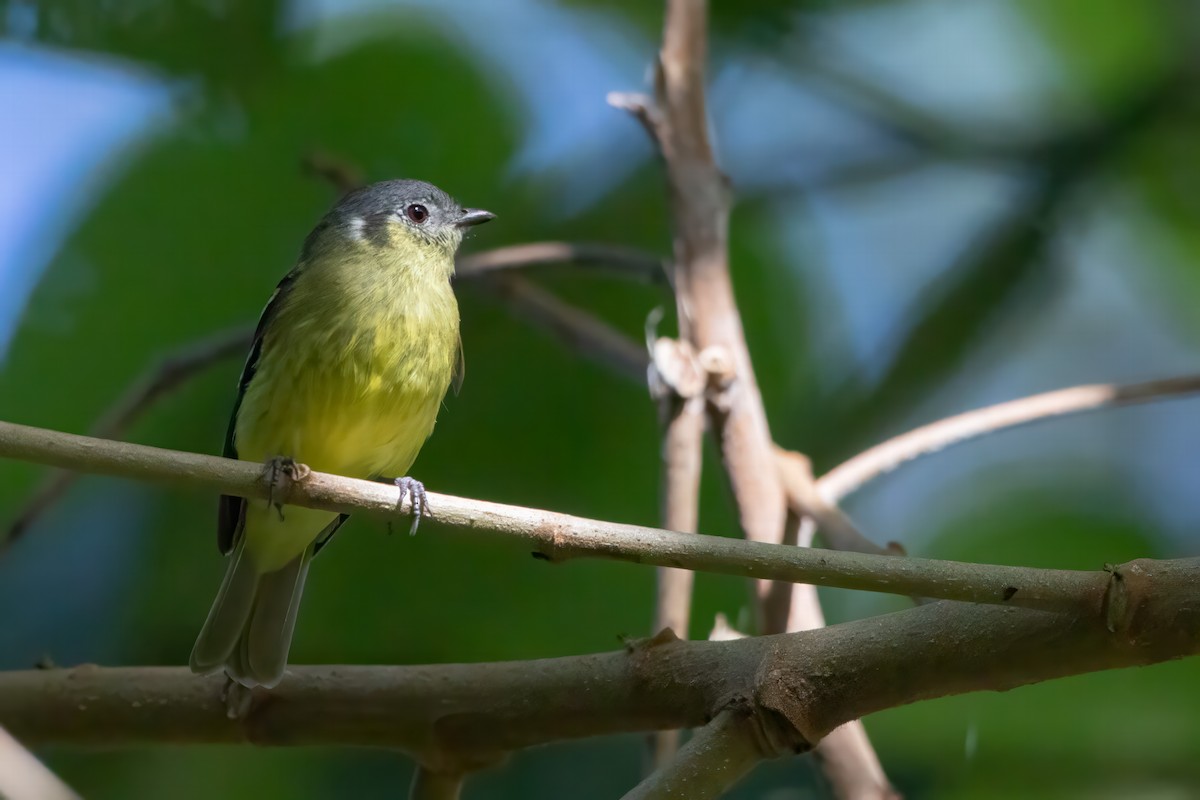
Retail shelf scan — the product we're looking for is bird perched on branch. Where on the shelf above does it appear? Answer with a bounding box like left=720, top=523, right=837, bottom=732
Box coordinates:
left=190, top=179, right=494, bottom=688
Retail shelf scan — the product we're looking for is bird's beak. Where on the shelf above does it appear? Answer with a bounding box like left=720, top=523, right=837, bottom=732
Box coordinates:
left=455, top=208, right=496, bottom=228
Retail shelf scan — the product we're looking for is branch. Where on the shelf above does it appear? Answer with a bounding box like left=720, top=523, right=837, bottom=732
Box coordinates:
left=5, top=576, right=1198, bottom=760
left=625, top=711, right=762, bottom=799
left=779, top=488, right=898, bottom=800
left=457, top=242, right=666, bottom=284
left=0, top=725, right=80, bottom=800
left=650, top=0, right=788, bottom=564
left=777, top=449, right=894, bottom=558
left=646, top=336, right=707, bottom=767
left=0, top=420, right=1140, bottom=612
left=478, top=274, right=649, bottom=383
left=817, top=374, right=1200, bottom=504
left=409, top=768, right=464, bottom=800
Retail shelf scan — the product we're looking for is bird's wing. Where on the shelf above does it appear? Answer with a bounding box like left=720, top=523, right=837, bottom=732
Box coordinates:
left=452, top=332, right=465, bottom=396
left=216, top=268, right=302, bottom=554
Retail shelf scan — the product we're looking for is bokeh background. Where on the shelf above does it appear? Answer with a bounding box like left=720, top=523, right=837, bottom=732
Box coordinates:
left=3, top=0, right=1200, bottom=797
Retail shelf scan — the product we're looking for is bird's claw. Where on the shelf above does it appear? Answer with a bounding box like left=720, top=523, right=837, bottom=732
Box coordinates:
left=394, top=476, right=429, bottom=536
left=264, top=456, right=311, bottom=520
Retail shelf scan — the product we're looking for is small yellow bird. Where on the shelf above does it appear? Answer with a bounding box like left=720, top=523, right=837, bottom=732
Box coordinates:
left=190, top=179, right=493, bottom=688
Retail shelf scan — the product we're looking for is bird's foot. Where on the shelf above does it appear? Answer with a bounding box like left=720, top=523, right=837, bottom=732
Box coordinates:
left=263, top=456, right=311, bottom=520
left=393, top=476, right=429, bottom=536
left=221, top=676, right=254, bottom=720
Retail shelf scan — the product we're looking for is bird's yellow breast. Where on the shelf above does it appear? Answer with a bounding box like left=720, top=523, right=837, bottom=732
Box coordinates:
left=234, top=243, right=459, bottom=570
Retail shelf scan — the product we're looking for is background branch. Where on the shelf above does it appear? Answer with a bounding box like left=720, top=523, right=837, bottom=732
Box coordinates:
left=817, top=374, right=1200, bottom=504
left=646, top=336, right=707, bottom=768
left=457, top=241, right=665, bottom=283
left=409, top=768, right=464, bottom=800
left=626, top=711, right=763, bottom=799
left=0, top=725, right=80, bottom=800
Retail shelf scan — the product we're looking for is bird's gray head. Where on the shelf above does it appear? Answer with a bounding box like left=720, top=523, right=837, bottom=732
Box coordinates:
left=331, top=179, right=494, bottom=256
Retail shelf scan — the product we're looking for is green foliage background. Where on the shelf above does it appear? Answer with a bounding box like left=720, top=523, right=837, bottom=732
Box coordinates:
left=2, top=1, right=1199, bottom=797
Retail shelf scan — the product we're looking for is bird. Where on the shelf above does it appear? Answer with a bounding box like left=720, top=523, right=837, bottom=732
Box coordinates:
left=189, top=179, right=494, bottom=688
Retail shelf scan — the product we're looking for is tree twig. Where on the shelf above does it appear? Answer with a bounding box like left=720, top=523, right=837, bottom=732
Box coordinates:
left=782, top=511, right=898, bottom=800
left=457, top=241, right=666, bottom=283
left=646, top=336, right=707, bottom=768
left=777, top=448, right=893, bottom=558
left=633, top=0, right=788, bottom=583
left=0, top=420, right=1164, bottom=613
left=0, top=725, right=80, bottom=800
left=478, top=274, right=649, bottom=383
left=625, top=710, right=762, bottom=799
left=817, top=374, right=1200, bottom=504
left=409, top=768, right=464, bottom=800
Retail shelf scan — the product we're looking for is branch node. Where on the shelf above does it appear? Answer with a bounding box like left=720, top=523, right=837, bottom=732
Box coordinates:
left=626, top=627, right=681, bottom=653
left=1103, top=563, right=1130, bottom=634
left=648, top=337, right=704, bottom=403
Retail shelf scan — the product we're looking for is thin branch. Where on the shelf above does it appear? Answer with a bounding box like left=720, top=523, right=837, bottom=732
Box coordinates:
left=780, top=489, right=899, bottom=800
left=625, top=711, right=762, bottom=800
left=646, top=336, right=706, bottom=768
left=457, top=241, right=666, bottom=284
left=300, top=151, right=364, bottom=195
left=409, top=768, right=464, bottom=800
left=478, top=274, right=649, bottom=383
left=708, top=613, right=746, bottom=641
left=5, top=574, right=1199, bottom=759
left=777, top=448, right=893, bottom=558
left=817, top=374, right=1200, bottom=505
left=653, top=0, right=789, bottom=561
left=0, top=420, right=1154, bottom=613
left=0, top=725, right=80, bottom=800
left=1, top=325, right=252, bottom=554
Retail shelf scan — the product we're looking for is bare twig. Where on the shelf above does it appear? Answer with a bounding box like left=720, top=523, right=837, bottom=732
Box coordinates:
left=784, top=510, right=897, bottom=799
left=817, top=375, right=1200, bottom=505
left=0, top=725, right=80, bottom=800
left=648, top=0, right=788, bottom=564
left=458, top=242, right=666, bottom=284
left=777, top=448, right=893, bottom=557
left=301, top=151, right=363, bottom=195
left=480, top=274, right=649, bottom=382
left=778, top=487, right=899, bottom=799
left=1, top=325, right=252, bottom=554
left=646, top=335, right=707, bottom=767
left=5, top=577, right=1199, bottom=760
left=625, top=711, right=763, bottom=799
left=409, top=768, right=464, bottom=800
left=708, top=613, right=746, bottom=641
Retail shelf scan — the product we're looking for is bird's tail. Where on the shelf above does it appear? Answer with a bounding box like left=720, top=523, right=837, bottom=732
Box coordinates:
left=189, top=537, right=313, bottom=689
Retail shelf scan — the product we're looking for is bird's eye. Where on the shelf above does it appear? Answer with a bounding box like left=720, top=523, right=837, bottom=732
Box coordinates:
left=405, top=204, right=429, bottom=224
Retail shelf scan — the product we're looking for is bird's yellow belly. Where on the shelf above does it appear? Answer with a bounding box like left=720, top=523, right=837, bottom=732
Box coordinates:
left=233, top=308, right=456, bottom=571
